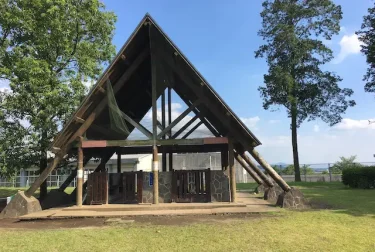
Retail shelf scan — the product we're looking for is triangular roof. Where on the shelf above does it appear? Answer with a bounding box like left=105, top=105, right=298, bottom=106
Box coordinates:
left=51, top=14, right=261, bottom=153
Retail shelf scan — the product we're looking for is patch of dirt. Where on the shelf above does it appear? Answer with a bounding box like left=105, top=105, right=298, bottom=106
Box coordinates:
left=0, top=213, right=270, bottom=230
left=308, top=200, right=335, bottom=210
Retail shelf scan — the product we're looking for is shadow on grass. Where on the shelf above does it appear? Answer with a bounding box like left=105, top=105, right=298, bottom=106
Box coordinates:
left=291, top=182, right=375, bottom=218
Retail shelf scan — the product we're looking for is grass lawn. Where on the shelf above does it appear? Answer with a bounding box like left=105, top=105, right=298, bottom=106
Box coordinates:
left=1, top=182, right=375, bottom=252
left=0, top=187, right=74, bottom=198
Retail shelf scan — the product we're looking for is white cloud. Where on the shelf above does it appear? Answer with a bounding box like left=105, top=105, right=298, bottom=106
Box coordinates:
left=334, top=118, right=375, bottom=130
left=269, top=119, right=280, bottom=124
left=333, top=33, right=362, bottom=64
left=240, top=116, right=260, bottom=130
left=313, top=124, right=320, bottom=132
left=257, top=130, right=375, bottom=164
left=0, top=87, right=11, bottom=93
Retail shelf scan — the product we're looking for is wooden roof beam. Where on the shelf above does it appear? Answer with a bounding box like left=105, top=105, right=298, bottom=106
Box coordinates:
left=157, top=99, right=201, bottom=139
left=120, top=111, right=153, bottom=139
left=182, top=121, right=203, bottom=139
left=172, top=115, right=199, bottom=139
left=80, top=137, right=228, bottom=148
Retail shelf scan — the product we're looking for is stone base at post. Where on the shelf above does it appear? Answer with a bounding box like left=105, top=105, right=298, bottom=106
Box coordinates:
left=263, top=184, right=284, bottom=201
left=0, top=191, right=42, bottom=219
left=255, top=184, right=267, bottom=194
left=40, top=189, right=72, bottom=209
left=276, top=187, right=308, bottom=209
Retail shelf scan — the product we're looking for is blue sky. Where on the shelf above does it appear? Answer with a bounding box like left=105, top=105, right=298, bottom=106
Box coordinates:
left=1, top=0, right=374, bottom=164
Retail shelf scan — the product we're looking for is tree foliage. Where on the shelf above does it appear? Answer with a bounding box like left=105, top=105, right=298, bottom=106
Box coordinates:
left=357, top=3, right=375, bottom=94
left=0, top=0, right=116, bottom=197
left=330, top=155, right=362, bottom=174
left=256, top=0, right=355, bottom=181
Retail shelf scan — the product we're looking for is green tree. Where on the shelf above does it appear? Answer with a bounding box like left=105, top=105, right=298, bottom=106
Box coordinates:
left=301, top=164, right=314, bottom=175
left=255, top=0, right=355, bottom=181
left=271, top=165, right=283, bottom=174
left=357, top=3, right=375, bottom=95
left=330, top=155, right=362, bottom=174
left=282, top=165, right=295, bottom=175
left=0, top=0, right=116, bottom=199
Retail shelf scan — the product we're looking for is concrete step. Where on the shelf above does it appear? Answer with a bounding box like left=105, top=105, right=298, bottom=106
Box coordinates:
left=20, top=206, right=265, bottom=220
left=62, top=202, right=248, bottom=212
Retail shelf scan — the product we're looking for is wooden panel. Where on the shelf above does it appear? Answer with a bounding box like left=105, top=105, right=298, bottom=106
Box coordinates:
left=86, top=172, right=108, bottom=205
left=123, top=171, right=142, bottom=203
left=172, top=169, right=211, bottom=203
left=137, top=171, right=143, bottom=203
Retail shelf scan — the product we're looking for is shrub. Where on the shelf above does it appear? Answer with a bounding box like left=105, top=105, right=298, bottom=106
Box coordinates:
left=342, top=166, right=375, bottom=189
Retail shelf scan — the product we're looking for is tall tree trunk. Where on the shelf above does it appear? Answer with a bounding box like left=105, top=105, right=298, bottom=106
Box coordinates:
left=39, top=151, right=48, bottom=200
left=291, top=108, right=301, bottom=182
left=39, top=130, right=48, bottom=200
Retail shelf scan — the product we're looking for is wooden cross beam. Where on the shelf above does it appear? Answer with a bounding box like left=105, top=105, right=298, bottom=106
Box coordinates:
left=157, top=100, right=200, bottom=139
left=157, top=120, right=171, bottom=137
left=119, top=111, right=153, bottom=139
left=182, top=121, right=203, bottom=139
left=172, top=115, right=198, bottom=139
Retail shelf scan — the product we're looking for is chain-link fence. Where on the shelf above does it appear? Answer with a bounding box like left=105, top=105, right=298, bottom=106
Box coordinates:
left=1, top=153, right=374, bottom=187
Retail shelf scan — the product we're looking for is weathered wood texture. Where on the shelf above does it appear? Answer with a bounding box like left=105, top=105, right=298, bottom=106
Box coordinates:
left=234, top=152, right=263, bottom=185
left=172, top=169, right=211, bottom=203
left=86, top=172, right=108, bottom=205
left=229, top=140, right=236, bottom=202
left=249, top=148, right=291, bottom=191
left=122, top=171, right=143, bottom=203
left=238, top=151, right=274, bottom=187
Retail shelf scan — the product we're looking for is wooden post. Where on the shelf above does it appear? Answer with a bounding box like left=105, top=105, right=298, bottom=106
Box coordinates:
left=168, top=87, right=173, bottom=171
left=150, top=28, right=159, bottom=204
left=228, top=139, right=236, bottom=202
left=76, top=137, right=84, bottom=207
left=117, top=151, right=121, bottom=173
left=221, top=146, right=229, bottom=172
left=238, top=151, right=274, bottom=187
left=249, top=148, right=291, bottom=191
left=59, top=155, right=92, bottom=192
left=234, top=152, right=263, bottom=185
left=161, top=90, right=167, bottom=172
left=152, top=145, right=159, bottom=204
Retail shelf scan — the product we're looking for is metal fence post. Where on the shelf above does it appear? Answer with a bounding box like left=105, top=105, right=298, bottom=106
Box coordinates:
left=328, top=163, right=332, bottom=182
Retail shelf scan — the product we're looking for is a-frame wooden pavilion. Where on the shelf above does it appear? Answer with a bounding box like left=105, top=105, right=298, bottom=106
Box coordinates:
left=2, top=14, right=302, bottom=218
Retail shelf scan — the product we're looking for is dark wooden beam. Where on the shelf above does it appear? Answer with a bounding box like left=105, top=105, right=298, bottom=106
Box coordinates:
left=181, top=121, right=203, bottom=139
left=157, top=121, right=171, bottom=137
left=168, top=86, right=173, bottom=171
left=172, top=115, right=198, bottom=139
left=119, top=111, right=153, bottom=139
left=81, top=137, right=228, bottom=148
left=118, top=143, right=226, bottom=155
left=161, top=90, right=167, bottom=172
left=157, top=100, right=200, bottom=139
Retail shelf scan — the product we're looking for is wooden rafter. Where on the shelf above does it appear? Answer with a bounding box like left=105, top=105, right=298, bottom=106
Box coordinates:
left=157, top=100, right=200, bottom=139
left=182, top=121, right=203, bottom=139
left=119, top=111, right=153, bottom=139
left=80, top=137, right=228, bottom=148
left=172, top=115, right=199, bottom=139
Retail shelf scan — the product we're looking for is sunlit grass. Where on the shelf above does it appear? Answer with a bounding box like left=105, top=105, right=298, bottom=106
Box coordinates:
left=1, top=183, right=374, bottom=251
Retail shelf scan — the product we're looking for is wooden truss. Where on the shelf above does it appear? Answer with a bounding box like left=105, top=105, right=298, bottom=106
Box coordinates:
left=24, top=14, right=291, bottom=206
